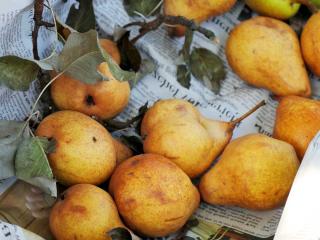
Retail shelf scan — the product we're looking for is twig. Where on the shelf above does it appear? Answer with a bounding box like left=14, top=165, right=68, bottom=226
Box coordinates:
left=32, top=0, right=55, bottom=60
left=123, top=14, right=216, bottom=44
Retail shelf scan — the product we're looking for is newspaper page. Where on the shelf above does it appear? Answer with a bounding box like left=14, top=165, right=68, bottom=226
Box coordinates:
left=0, top=0, right=318, bottom=239
left=274, top=131, right=320, bottom=240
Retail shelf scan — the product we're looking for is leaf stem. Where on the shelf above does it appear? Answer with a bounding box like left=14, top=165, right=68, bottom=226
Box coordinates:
left=21, top=71, right=65, bottom=135
left=123, top=14, right=216, bottom=44
left=230, top=100, right=266, bottom=126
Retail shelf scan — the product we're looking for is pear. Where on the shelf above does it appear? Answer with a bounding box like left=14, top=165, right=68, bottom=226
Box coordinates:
left=301, top=12, right=320, bottom=76
left=164, top=0, right=236, bottom=36
left=109, top=154, right=200, bottom=237
left=273, top=96, right=320, bottom=159
left=35, top=110, right=116, bottom=186
left=112, top=138, right=133, bottom=165
left=226, top=16, right=311, bottom=97
left=50, top=184, right=124, bottom=240
left=245, top=0, right=300, bottom=20
left=200, top=134, right=300, bottom=210
left=142, top=99, right=265, bottom=178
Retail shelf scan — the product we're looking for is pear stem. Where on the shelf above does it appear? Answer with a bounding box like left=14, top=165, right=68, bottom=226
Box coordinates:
left=230, top=100, right=266, bottom=126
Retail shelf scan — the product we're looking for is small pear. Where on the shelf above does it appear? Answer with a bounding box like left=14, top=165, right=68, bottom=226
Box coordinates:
left=273, top=96, right=320, bottom=159
left=245, top=0, right=300, bottom=20
left=50, top=184, right=124, bottom=240
left=200, top=134, right=300, bottom=210
left=226, top=16, right=311, bottom=97
left=164, top=0, right=236, bottom=36
left=142, top=99, right=265, bottom=178
left=301, top=12, right=320, bottom=76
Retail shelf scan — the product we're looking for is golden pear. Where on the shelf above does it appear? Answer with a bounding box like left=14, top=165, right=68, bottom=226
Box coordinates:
left=273, top=96, right=320, bottom=159
left=50, top=184, right=124, bottom=240
left=164, top=0, right=236, bottom=36
left=200, top=134, right=300, bottom=210
left=109, top=154, right=200, bottom=237
left=50, top=39, right=130, bottom=120
left=112, top=138, right=133, bottom=165
left=142, top=99, right=264, bottom=178
left=301, top=12, right=320, bottom=76
left=35, top=111, right=116, bottom=186
left=226, top=16, right=311, bottom=97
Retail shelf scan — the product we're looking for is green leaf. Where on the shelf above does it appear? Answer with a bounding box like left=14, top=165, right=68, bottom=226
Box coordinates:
left=15, top=137, right=54, bottom=180
left=107, top=227, right=132, bottom=240
left=124, top=0, right=162, bottom=17
left=0, top=121, right=29, bottom=179
left=177, top=65, right=191, bottom=89
left=54, top=30, right=105, bottom=84
left=0, top=56, right=39, bottom=91
left=190, top=48, right=226, bottom=94
left=66, top=0, right=96, bottom=33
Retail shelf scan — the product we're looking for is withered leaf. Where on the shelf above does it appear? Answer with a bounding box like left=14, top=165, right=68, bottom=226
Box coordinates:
left=177, top=65, right=191, bottom=89
left=190, top=48, right=225, bottom=94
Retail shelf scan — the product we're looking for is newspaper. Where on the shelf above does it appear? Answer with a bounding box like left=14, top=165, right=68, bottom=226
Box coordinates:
left=274, top=131, right=320, bottom=240
left=0, top=0, right=319, bottom=239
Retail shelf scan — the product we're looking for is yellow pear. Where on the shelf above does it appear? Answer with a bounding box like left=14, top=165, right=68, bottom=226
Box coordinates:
left=112, top=138, right=134, bottom=165
left=226, top=16, right=311, bottom=97
left=142, top=99, right=265, bottom=178
left=273, top=96, right=320, bottom=159
left=50, top=39, right=130, bottom=120
left=35, top=110, right=116, bottom=186
left=50, top=184, right=124, bottom=240
left=164, top=0, right=236, bottom=36
left=301, top=12, right=320, bottom=76
left=200, top=134, right=300, bottom=210
left=109, top=154, right=200, bottom=237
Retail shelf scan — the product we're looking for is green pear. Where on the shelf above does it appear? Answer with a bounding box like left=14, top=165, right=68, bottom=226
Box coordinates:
left=245, top=0, right=300, bottom=20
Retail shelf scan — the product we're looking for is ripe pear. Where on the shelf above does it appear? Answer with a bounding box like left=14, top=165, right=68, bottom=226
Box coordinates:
left=226, top=16, right=311, bottom=97
left=164, top=0, right=236, bottom=36
left=200, top=134, right=300, bottom=210
left=112, top=138, right=133, bottom=165
left=50, top=184, right=124, bottom=240
left=109, top=154, right=200, bottom=237
left=273, top=96, right=320, bottom=159
left=301, top=12, right=320, bottom=76
left=142, top=99, right=265, bottom=178
left=35, top=110, right=116, bottom=186
left=245, top=0, right=300, bottom=20
left=51, top=39, right=130, bottom=120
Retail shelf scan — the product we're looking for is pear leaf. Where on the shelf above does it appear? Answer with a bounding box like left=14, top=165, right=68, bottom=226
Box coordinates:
left=190, top=48, right=226, bottom=94
left=0, top=120, right=29, bottom=179
left=107, top=227, right=132, bottom=240
left=117, top=32, right=141, bottom=72
left=53, top=30, right=105, bottom=84
left=177, top=65, right=191, bottom=89
left=15, top=137, right=54, bottom=180
left=0, top=56, right=39, bottom=91
left=66, top=0, right=96, bottom=33
left=123, top=0, right=162, bottom=17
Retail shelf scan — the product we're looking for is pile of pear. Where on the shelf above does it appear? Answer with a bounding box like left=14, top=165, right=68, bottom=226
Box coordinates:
left=38, top=8, right=320, bottom=240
